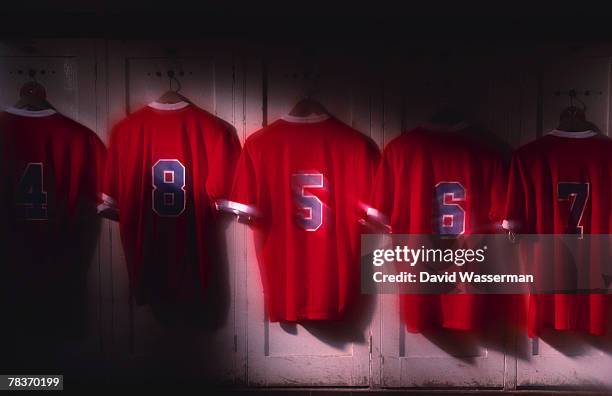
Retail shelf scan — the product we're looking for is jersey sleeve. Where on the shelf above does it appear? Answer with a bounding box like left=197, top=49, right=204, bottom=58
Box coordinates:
left=97, top=126, right=120, bottom=221
left=503, top=152, right=531, bottom=233
left=366, top=144, right=395, bottom=232
left=216, top=140, right=260, bottom=221
left=206, top=124, right=242, bottom=205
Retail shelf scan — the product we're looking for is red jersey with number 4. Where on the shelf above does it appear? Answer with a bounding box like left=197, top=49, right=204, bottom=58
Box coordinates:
left=368, top=124, right=508, bottom=332
left=99, top=101, right=241, bottom=304
left=504, top=129, right=612, bottom=336
left=0, top=107, right=106, bottom=294
left=220, top=114, right=380, bottom=322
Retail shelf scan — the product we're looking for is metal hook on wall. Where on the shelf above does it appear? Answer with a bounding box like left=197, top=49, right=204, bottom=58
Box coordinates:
left=167, top=70, right=182, bottom=93
left=28, top=68, right=37, bottom=82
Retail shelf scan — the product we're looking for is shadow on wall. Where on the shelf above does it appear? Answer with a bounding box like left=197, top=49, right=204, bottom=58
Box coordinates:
left=148, top=214, right=234, bottom=331
left=278, top=292, right=376, bottom=348
left=0, top=212, right=102, bottom=372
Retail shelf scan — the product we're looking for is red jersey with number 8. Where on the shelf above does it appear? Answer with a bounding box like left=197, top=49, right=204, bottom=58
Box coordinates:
left=99, top=101, right=241, bottom=304
left=220, top=114, right=380, bottom=322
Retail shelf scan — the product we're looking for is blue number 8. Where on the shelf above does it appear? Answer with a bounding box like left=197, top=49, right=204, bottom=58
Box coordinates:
left=152, top=159, right=186, bottom=217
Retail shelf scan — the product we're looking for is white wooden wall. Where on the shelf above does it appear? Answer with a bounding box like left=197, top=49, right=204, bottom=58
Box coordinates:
left=1, top=38, right=612, bottom=391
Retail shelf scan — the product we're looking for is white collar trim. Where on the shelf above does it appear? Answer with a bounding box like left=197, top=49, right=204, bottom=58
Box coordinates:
left=5, top=107, right=56, bottom=118
left=421, top=121, right=469, bottom=132
left=148, top=101, right=190, bottom=111
left=281, top=113, right=330, bottom=124
left=549, top=129, right=596, bottom=139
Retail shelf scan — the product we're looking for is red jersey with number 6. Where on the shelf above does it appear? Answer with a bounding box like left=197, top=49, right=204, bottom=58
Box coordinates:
left=368, top=123, right=508, bottom=332
left=504, top=129, right=612, bottom=336
left=220, top=114, right=380, bottom=322
left=99, top=101, right=241, bottom=304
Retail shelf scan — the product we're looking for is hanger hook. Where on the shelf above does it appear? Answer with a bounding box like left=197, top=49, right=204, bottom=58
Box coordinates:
left=166, top=70, right=181, bottom=93
left=173, top=76, right=181, bottom=93
left=574, top=96, right=586, bottom=112
left=28, top=69, right=37, bottom=83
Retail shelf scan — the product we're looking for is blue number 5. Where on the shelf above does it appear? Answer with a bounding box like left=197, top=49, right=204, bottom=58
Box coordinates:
left=291, top=173, right=324, bottom=231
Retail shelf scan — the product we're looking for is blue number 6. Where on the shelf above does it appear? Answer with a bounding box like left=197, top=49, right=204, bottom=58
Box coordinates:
left=433, top=181, right=466, bottom=237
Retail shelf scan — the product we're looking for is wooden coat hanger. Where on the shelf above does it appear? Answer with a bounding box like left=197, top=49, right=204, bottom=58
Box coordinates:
left=14, top=70, right=54, bottom=111
left=157, top=70, right=191, bottom=104
left=288, top=61, right=328, bottom=117
left=557, top=90, right=592, bottom=132
left=288, top=97, right=328, bottom=117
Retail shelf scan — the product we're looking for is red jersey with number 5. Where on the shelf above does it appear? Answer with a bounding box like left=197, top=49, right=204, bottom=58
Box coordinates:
left=368, top=123, right=508, bottom=332
left=0, top=107, right=106, bottom=295
left=99, top=101, right=241, bottom=304
left=220, top=114, right=380, bottom=322
left=504, top=129, right=612, bottom=336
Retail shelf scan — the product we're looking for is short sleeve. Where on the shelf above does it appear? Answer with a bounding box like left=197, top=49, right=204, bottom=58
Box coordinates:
left=97, top=126, right=120, bottom=221
left=503, top=153, right=530, bottom=233
left=216, top=141, right=260, bottom=221
left=206, top=125, right=241, bottom=203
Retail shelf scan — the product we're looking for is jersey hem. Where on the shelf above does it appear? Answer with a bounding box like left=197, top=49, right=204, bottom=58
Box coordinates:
left=269, top=312, right=344, bottom=322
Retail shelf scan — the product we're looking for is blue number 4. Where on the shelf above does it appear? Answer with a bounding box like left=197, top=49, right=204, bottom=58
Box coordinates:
left=16, top=162, right=48, bottom=220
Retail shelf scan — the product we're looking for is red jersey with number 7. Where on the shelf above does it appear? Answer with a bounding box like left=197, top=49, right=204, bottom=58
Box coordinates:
left=503, top=129, right=612, bottom=336
left=219, top=114, right=380, bottom=322
left=367, top=123, right=508, bottom=332
left=98, top=101, right=241, bottom=304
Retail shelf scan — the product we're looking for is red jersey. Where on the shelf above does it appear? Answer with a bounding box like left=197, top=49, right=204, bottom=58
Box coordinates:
left=369, top=123, right=508, bottom=332
left=0, top=107, right=106, bottom=297
left=220, top=114, right=380, bottom=322
left=504, top=129, right=612, bottom=336
left=99, top=101, right=241, bottom=304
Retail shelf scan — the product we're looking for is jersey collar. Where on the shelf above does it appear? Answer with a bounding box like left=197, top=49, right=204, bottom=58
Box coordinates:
left=148, top=101, right=190, bottom=111
left=548, top=129, right=597, bottom=138
left=5, top=107, right=57, bottom=118
left=281, top=113, right=330, bottom=124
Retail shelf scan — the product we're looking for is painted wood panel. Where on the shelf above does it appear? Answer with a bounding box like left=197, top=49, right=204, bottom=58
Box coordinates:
left=105, top=40, right=240, bottom=384
left=0, top=39, right=105, bottom=380
left=377, top=55, right=533, bottom=388
left=516, top=56, right=612, bottom=390
left=245, top=47, right=371, bottom=387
